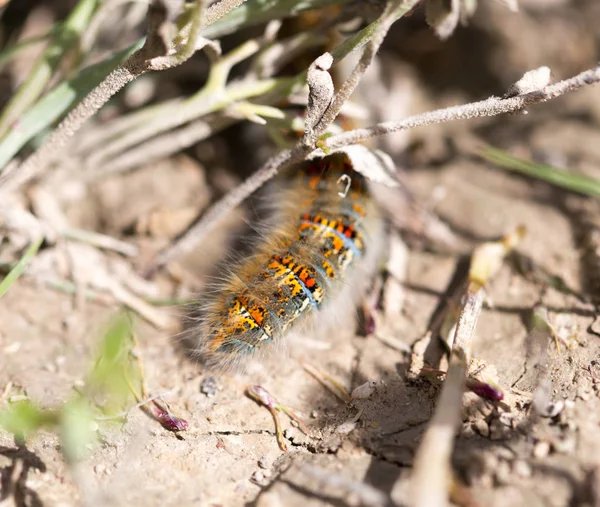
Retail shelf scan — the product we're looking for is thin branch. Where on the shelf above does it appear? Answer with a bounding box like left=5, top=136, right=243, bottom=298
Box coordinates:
left=409, top=228, right=524, bottom=507
left=151, top=60, right=599, bottom=271
left=61, top=228, right=138, bottom=257
left=409, top=286, right=482, bottom=507
left=324, top=64, right=600, bottom=150
left=203, top=0, right=247, bottom=27
left=312, top=0, right=419, bottom=138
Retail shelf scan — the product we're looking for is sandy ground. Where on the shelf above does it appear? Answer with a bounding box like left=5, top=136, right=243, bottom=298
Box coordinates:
left=1, top=1, right=600, bottom=506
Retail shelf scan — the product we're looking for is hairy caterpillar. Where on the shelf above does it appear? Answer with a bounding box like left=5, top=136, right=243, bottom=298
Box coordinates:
left=195, top=147, right=391, bottom=370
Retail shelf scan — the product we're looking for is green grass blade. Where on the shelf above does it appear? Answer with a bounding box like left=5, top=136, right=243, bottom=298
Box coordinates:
left=0, top=27, right=58, bottom=69
left=0, top=400, right=59, bottom=442
left=87, top=313, right=139, bottom=412
left=482, top=146, right=600, bottom=199
left=0, top=42, right=141, bottom=171
left=60, top=397, right=96, bottom=463
left=0, top=235, right=44, bottom=298
left=202, top=0, right=352, bottom=38
left=0, top=0, right=354, bottom=172
left=0, top=0, right=100, bottom=139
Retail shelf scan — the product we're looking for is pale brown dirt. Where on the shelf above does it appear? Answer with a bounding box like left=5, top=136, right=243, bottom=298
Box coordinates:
left=2, top=1, right=600, bottom=506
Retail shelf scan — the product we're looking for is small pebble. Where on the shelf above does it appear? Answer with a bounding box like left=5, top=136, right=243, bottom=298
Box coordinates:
left=3, top=342, right=21, bottom=354
left=462, top=423, right=475, bottom=438
left=351, top=381, right=376, bottom=400
left=9, top=394, right=29, bottom=403
left=495, top=447, right=515, bottom=461
left=495, top=461, right=512, bottom=485
left=577, top=386, right=591, bottom=401
left=474, top=419, right=490, bottom=438
left=258, top=457, right=269, bottom=469
left=552, top=437, right=576, bottom=454
left=284, top=427, right=311, bottom=446
left=251, top=471, right=265, bottom=483
left=477, top=404, right=493, bottom=418
left=489, top=419, right=510, bottom=441
left=498, top=412, right=514, bottom=428
left=539, top=400, right=564, bottom=418
left=533, top=441, right=550, bottom=459
left=513, top=460, right=532, bottom=479
left=310, top=410, right=318, bottom=419
left=200, top=376, right=218, bottom=397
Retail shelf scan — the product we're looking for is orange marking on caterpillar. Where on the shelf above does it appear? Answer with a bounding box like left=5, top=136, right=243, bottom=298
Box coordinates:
left=197, top=149, right=384, bottom=368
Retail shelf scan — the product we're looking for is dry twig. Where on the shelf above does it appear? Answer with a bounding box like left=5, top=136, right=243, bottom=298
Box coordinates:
left=410, top=227, right=524, bottom=507
left=152, top=61, right=600, bottom=269
left=324, top=65, right=600, bottom=150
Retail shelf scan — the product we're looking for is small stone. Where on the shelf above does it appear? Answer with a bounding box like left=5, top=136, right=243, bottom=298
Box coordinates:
left=495, top=461, right=512, bottom=485
left=495, top=447, right=515, bottom=461
left=513, top=460, right=532, bottom=479
left=351, top=381, right=377, bottom=400
left=473, top=419, right=490, bottom=438
left=258, top=457, right=269, bottom=469
left=462, top=423, right=475, bottom=438
left=94, top=464, right=106, bottom=475
left=539, top=400, right=565, bottom=418
left=3, top=342, right=21, bottom=354
left=489, top=419, right=510, bottom=441
left=284, top=427, right=310, bottom=446
left=552, top=437, right=576, bottom=454
left=336, top=409, right=363, bottom=435
left=533, top=441, right=550, bottom=459
left=251, top=471, right=265, bottom=484
left=200, top=377, right=218, bottom=397
left=498, top=412, right=515, bottom=428
left=477, top=404, right=493, bottom=418
left=310, top=410, right=318, bottom=418
left=577, top=386, right=591, bottom=401
left=478, top=473, right=494, bottom=489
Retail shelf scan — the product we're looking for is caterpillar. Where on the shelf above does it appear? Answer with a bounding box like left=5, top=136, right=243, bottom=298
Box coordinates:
left=195, top=147, right=391, bottom=371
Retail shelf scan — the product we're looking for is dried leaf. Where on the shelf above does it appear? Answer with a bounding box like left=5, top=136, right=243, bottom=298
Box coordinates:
left=331, top=144, right=400, bottom=188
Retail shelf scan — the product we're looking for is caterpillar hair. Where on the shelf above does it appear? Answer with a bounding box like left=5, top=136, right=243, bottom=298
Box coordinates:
left=192, top=147, right=389, bottom=371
